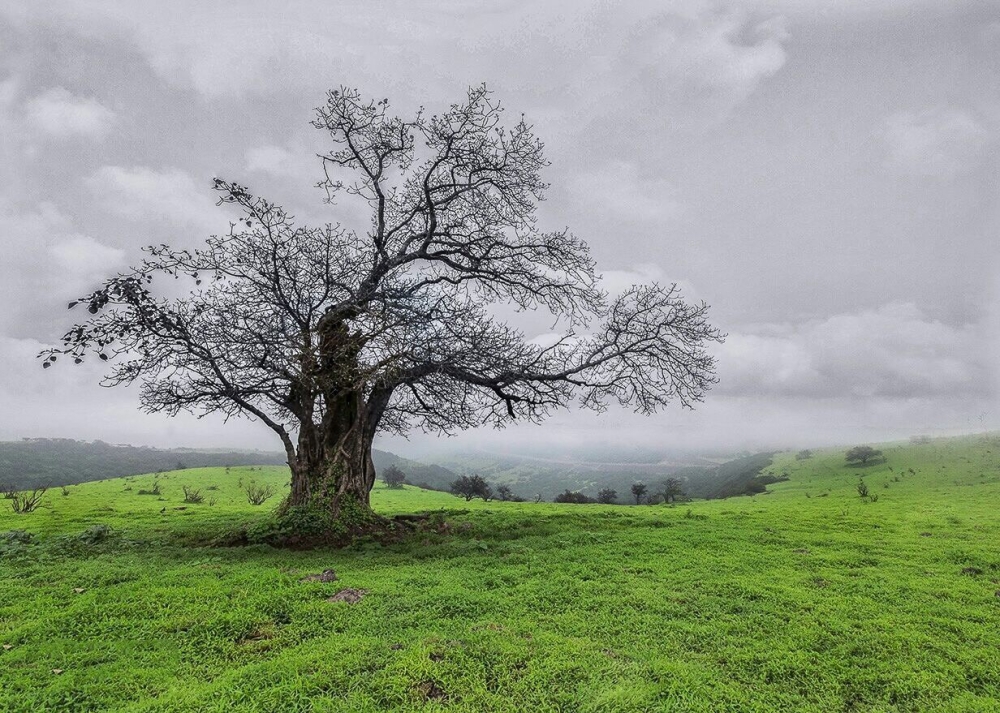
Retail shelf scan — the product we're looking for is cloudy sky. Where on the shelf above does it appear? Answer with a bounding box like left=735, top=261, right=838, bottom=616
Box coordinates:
left=0, top=0, right=997, bottom=456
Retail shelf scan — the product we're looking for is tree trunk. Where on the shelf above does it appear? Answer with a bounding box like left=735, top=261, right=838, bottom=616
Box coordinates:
left=274, top=319, right=392, bottom=540
left=283, top=386, right=379, bottom=524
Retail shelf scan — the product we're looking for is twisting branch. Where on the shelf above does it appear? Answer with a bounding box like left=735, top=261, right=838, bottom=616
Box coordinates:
left=43, top=84, right=723, bottom=481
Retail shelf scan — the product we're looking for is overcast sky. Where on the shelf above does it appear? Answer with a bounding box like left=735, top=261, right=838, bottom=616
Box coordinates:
left=0, top=0, right=997, bottom=456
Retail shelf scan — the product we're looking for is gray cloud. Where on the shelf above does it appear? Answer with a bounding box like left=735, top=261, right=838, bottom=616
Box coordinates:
left=24, top=87, right=117, bottom=139
left=884, top=107, right=990, bottom=178
left=717, top=303, right=990, bottom=399
left=0, top=2, right=997, bottom=454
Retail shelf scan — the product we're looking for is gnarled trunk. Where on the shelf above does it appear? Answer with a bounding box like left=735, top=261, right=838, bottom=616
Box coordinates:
left=279, top=318, right=386, bottom=533
left=284, top=389, right=378, bottom=520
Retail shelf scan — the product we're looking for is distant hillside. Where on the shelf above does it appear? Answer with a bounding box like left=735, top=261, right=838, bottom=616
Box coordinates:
left=683, top=451, right=780, bottom=499
left=371, top=449, right=458, bottom=491
left=0, top=439, right=287, bottom=489
left=0, top=437, right=780, bottom=501
left=430, top=449, right=781, bottom=501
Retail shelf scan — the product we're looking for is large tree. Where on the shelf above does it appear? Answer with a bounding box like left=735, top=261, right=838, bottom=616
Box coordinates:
left=43, top=86, right=723, bottom=537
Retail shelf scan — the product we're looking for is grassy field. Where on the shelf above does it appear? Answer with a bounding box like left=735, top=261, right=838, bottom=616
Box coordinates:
left=1, top=436, right=999, bottom=712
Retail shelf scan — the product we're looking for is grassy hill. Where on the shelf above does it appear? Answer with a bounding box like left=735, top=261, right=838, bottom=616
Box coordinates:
left=1, top=435, right=999, bottom=711
left=0, top=439, right=287, bottom=490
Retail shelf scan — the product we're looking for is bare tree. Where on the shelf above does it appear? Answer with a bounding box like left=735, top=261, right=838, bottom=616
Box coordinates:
left=43, top=85, right=722, bottom=538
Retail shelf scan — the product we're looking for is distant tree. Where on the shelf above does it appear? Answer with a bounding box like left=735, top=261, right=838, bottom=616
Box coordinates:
left=661, top=477, right=685, bottom=503
left=795, top=449, right=813, bottom=460
left=631, top=482, right=648, bottom=505
left=856, top=480, right=869, bottom=499
left=42, top=85, right=723, bottom=540
left=495, top=484, right=513, bottom=501
left=382, top=464, right=406, bottom=489
left=846, top=445, right=882, bottom=466
left=450, top=474, right=492, bottom=502
left=596, top=488, right=618, bottom=504
left=554, top=490, right=595, bottom=504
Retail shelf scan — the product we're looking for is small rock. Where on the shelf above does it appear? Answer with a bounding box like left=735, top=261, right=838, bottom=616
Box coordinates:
left=52, top=669, right=64, bottom=675
left=389, top=643, right=403, bottom=650
left=962, top=566, right=984, bottom=577
left=300, top=569, right=338, bottom=583
left=327, top=588, right=367, bottom=604
left=2, top=644, right=12, bottom=651
left=72, top=588, right=86, bottom=594
left=919, top=532, right=932, bottom=537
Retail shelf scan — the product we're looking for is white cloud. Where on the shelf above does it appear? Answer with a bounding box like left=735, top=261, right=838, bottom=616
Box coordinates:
left=569, top=162, right=683, bottom=223
left=47, top=235, right=125, bottom=284
left=884, top=107, right=990, bottom=178
left=624, top=11, right=788, bottom=120
left=718, top=302, right=987, bottom=399
left=0, top=200, right=126, bottom=334
left=86, top=166, right=224, bottom=233
left=24, top=87, right=117, bottom=139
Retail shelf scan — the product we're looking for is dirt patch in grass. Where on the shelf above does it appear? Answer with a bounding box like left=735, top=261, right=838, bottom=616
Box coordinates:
left=327, top=588, right=367, bottom=604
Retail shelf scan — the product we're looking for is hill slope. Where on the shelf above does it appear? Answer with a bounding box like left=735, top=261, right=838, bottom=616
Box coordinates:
left=1, top=434, right=998, bottom=711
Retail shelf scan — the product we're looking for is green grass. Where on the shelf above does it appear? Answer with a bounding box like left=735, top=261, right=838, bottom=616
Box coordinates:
left=1, top=437, right=999, bottom=712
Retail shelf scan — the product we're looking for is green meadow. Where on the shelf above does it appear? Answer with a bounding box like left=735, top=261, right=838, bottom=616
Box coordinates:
left=1, top=435, right=999, bottom=712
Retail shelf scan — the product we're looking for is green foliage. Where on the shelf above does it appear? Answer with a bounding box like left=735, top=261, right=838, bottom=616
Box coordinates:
left=553, top=489, right=595, bottom=504
left=1, top=436, right=1000, bottom=711
left=450, top=475, right=492, bottom=501
left=846, top=445, right=883, bottom=466
left=596, top=487, right=618, bottom=504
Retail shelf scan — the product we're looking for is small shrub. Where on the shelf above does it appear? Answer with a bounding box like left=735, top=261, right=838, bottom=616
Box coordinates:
left=554, top=490, right=595, bottom=504
left=8, top=488, right=46, bottom=514
left=242, top=479, right=275, bottom=506
left=137, top=480, right=161, bottom=496
left=856, top=481, right=869, bottom=499
left=870, top=494, right=879, bottom=503
left=60, top=486, right=71, bottom=497
left=795, top=449, right=813, bottom=460
left=1, top=530, right=33, bottom=545
left=182, top=486, right=204, bottom=504
left=78, top=524, right=112, bottom=544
